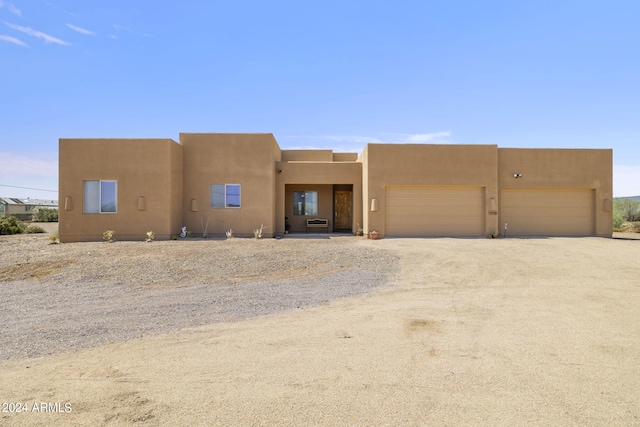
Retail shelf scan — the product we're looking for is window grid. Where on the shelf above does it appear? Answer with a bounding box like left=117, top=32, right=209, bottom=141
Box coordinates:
left=84, top=180, right=117, bottom=214
left=293, top=191, right=318, bottom=216
left=211, top=184, right=241, bottom=209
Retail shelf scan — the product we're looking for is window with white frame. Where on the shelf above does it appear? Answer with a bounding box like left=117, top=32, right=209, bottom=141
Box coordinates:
left=293, top=191, right=318, bottom=215
left=84, top=180, right=117, bottom=213
left=211, top=184, right=241, bottom=208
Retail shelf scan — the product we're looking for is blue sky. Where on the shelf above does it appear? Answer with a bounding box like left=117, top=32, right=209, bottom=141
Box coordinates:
left=1, top=0, right=639, bottom=199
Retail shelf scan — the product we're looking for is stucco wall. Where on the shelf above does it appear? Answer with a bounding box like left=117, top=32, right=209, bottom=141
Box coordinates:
left=58, top=134, right=612, bottom=241
left=333, top=153, right=358, bottom=162
left=180, top=133, right=280, bottom=237
left=284, top=184, right=334, bottom=233
left=364, top=144, right=499, bottom=237
left=169, top=140, right=184, bottom=237
left=281, top=150, right=333, bottom=162
left=498, top=148, right=613, bottom=237
left=275, top=161, right=363, bottom=234
left=58, top=138, right=182, bottom=242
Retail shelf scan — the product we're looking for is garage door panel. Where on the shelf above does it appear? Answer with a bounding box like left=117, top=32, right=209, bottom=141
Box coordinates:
left=395, top=221, right=484, bottom=232
left=501, top=189, right=594, bottom=236
left=387, top=198, right=482, bottom=209
left=388, top=207, right=483, bottom=217
left=386, top=186, right=484, bottom=237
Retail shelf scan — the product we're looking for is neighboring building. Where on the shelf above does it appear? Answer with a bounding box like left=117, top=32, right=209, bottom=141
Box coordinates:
left=0, top=197, right=58, bottom=219
left=58, top=133, right=613, bottom=242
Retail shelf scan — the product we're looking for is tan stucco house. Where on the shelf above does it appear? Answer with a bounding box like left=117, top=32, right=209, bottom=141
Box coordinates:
left=58, top=133, right=612, bottom=242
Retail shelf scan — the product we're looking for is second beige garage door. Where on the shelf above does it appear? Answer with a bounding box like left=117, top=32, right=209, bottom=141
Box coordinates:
left=385, top=186, right=485, bottom=237
left=501, top=188, right=594, bottom=236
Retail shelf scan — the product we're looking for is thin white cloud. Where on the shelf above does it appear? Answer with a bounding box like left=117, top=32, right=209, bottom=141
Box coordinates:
left=108, top=34, right=117, bottom=39
left=282, top=131, right=452, bottom=147
left=281, top=135, right=379, bottom=153
left=112, top=23, right=148, bottom=37
left=0, top=34, right=27, bottom=46
left=324, top=135, right=384, bottom=144
left=1, top=152, right=58, bottom=178
left=613, top=165, right=640, bottom=197
left=4, top=21, right=70, bottom=45
left=66, top=23, right=95, bottom=35
left=113, top=23, right=134, bottom=33
left=0, top=1, right=22, bottom=17
left=402, top=131, right=452, bottom=143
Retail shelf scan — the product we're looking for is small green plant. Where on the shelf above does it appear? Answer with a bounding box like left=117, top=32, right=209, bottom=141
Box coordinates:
left=186, top=230, right=192, bottom=238
left=0, top=215, right=26, bottom=235
left=146, top=231, right=155, bottom=242
left=171, top=235, right=178, bottom=240
left=356, top=222, right=364, bottom=236
left=253, top=224, right=264, bottom=239
left=49, top=230, right=59, bottom=244
left=103, top=230, right=115, bottom=242
left=25, top=224, right=46, bottom=234
left=226, top=228, right=234, bottom=238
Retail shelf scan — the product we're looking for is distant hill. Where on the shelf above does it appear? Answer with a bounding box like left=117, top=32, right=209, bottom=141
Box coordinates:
left=615, top=196, right=640, bottom=201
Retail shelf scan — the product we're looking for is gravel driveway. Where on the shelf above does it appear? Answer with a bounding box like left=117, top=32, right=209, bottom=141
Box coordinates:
left=0, top=232, right=398, bottom=361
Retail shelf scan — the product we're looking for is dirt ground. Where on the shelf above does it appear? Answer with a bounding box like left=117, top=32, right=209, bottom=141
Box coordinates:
left=1, top=233, right=639, bottom=426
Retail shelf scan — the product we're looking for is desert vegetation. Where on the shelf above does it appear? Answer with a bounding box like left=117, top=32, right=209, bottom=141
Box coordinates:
left=0, top=215, right=47, bottom=235
left=1, top=213, right=53, bottom=235
left=613, top=198, right=640, bottom=232
left=0, top=215, right=26, bottom=235
left=31, top=207, right=58, bottom=222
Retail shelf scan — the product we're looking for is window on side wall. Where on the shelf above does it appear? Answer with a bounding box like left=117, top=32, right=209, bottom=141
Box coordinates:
left=211, top=184, right=241, bottom=208
left=293, top=191, right=318, bottom=216
left=84, top=180, right=117, bottom=214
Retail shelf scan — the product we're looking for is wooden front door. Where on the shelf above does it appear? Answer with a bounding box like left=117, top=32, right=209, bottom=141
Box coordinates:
left=334, top=191, right=352, bottom=231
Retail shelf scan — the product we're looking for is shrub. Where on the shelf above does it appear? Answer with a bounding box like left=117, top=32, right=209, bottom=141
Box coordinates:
left=613, top=198, right=640, bottom=227
left=31, top=207, right=58, bottom=222
left=146, top=231, right=155, bottom=242
left=103, top=230, right=115, bottom=242
left=0, top=215, right=26, bottom=235
left=613, top=208, right=625, bottom=229
left=25, top=224, right=46, bottom=234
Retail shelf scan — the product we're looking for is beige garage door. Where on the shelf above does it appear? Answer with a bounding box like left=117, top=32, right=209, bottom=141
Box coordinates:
left=501, top=188, right=594, bottom=236
left=385, top=186, right=485, bottom=236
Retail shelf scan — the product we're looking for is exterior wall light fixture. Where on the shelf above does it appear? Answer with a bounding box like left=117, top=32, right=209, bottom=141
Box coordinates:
left=513, top=173, right=522, bottom=178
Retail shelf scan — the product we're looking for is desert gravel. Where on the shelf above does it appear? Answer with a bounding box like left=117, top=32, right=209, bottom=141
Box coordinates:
left=1, top=226, right=639, bottom=426
left=0, top=230, right=398, bottom=361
